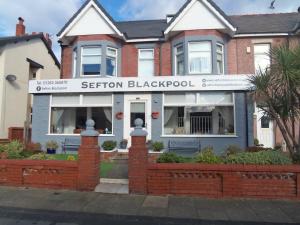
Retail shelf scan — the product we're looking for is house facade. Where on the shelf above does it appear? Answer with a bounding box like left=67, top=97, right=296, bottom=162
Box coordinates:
left=30, top=0, right=300, bottom=153
left=0, top=18, right=60, bottom=141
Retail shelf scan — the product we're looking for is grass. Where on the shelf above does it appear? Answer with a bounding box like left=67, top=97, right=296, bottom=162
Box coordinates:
left=52, top=154, right=78, bottom=161
left=100, top=162, right=115, bottom=177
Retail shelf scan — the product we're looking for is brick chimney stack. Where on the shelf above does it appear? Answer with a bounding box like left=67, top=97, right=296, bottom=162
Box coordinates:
left=16, top=17, right=25, bottom=36
left=43, top=33, right=52, bottom=49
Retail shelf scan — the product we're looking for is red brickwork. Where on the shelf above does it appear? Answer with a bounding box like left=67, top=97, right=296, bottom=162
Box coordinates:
left=0, top=160, right=78, bottom=190
left=61, top=45, right=73, bottom=79
left=8, top=127, right=24, bottom=142
left=78, top=136, right=100, bottom=191
left=128, top=136, right=148, bottom=194
left=147, top=164, right=300, bottom=199
left=122, top=44, right=138, bottom=77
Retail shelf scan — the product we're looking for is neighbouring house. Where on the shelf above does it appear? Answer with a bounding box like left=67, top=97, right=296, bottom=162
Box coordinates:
left=29, top=0, right=300, bottom=153
left=0, top=18, right=60, bottom=142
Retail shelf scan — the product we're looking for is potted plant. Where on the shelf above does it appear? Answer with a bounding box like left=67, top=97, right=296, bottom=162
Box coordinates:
left=101, top=140, right=117, bottom=151
left=115, top=112, right=124, bottom=120
left=152, top=141, right=164, bottom=152
left=46, top=141, right=59, bottom=154
left=120, top=139, right=128, bottom=149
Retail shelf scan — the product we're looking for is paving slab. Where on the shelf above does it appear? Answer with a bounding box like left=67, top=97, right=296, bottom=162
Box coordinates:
left=142, top=196, right=169, bottom=208
left=94, top=183, right=129, bottom=194
left=168, top=196, right=198, bottom=219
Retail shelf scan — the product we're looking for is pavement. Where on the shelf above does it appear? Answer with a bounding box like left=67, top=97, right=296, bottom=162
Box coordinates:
left=0, top=186, right=300, bottom=224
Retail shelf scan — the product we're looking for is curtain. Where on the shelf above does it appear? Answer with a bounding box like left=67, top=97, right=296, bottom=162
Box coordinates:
left=164, top=108, right=175, bottom=125
left=103, top=108, right=112, bottom=123
left=52, top=109, right=64, bottom=133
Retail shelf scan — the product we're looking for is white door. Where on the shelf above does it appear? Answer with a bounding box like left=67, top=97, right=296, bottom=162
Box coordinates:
left=256, top=107, right=275, bottom=148
left=124, top=94, right=151, bottom=147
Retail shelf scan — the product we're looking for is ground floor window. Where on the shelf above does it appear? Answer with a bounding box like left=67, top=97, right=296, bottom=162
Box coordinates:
left=164, top=92, right=235, bottom=136
left=50, top=94, right=113, bottom=135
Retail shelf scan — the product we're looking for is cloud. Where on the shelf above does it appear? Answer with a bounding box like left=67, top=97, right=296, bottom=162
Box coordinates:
left=0, top=0, right=83, bottom=59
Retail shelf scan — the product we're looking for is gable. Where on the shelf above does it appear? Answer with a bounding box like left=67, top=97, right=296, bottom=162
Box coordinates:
left=165, top=0, right=236, bottom=35
left=66, top=6, right=116, bottom=36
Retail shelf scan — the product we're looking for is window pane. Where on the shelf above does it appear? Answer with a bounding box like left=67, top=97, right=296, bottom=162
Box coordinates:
left=52, top=95, right=80, bottom=106
left=165, top=93, right=196, bottom=105
left=107, top=48, right=117, bottom=57
left=138, top=60, right=154, bottom=77
left=91, top=107, right=112, bottom=134
left=106, top=57, right=116, bottom=76
left=189, top=42, right=211, bottom=52
left=82, top=94, right=112, bottom=105
left=130, top=103, right=146, bottom=127
left=164, top=106, right=234, bottom=135
left=82, top=47, right=101, bottom=55
left=254, top=44, right=271, bottom=72
left=199, top=93, right=233, bottom=105
left=139, top=49, right=154, bottom=59
left=189, top=51, right=211, bottom=74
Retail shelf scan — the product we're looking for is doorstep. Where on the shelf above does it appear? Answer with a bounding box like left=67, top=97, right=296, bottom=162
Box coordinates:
left=95, top=178, right=129, bottom=194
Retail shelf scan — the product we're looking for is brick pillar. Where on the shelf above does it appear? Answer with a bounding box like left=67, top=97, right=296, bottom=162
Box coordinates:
left=78, top=120, right=100, bottom=191
left=129, top=118, right=148, bottom=194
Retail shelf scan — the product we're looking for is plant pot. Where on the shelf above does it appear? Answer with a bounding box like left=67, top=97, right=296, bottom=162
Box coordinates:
left=47, top=148, right=56, bottom=154
left=120, top=143, right=128, bottom=149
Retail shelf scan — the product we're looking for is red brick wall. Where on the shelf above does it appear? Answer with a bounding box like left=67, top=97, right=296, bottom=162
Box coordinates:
left=122, top=44, right=138, bottom=77
left=0, top=160, right=78, bottom=190
left=147, top=164, right=300, bottom=199
left=61, top=45, right=73, bottom=79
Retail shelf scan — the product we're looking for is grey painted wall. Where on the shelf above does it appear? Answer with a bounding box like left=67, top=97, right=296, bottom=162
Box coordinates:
left=32, top=93, right=124, bottom=153
left=32, top=91, right=253, bottom=154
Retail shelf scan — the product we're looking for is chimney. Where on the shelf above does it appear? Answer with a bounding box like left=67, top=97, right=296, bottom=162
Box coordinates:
left=16, top=17, right=25, bottom=36
left=43, top=33, right=52, bottom=49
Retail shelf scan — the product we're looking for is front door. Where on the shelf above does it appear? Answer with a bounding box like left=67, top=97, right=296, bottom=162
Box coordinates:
left=124, top=94, right=151, bottom=147
left=256, top=107, right=275, bottom=148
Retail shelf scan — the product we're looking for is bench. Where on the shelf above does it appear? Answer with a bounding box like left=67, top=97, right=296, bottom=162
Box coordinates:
left=62, top=138, right=81, bottom=153
left=168, top=140, right=201, bottom=157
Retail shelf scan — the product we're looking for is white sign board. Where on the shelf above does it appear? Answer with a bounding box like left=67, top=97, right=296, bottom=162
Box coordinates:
left=29, top=75, right=252, bottom=94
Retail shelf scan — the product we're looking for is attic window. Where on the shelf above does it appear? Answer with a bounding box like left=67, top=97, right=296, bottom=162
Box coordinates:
left=81, top=46, right=102, bottom=76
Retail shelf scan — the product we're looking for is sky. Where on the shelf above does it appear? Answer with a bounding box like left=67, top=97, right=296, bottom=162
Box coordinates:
left=0, top=0, right=300, bottom=60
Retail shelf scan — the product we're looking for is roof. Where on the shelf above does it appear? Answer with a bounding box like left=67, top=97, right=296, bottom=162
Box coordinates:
left=116, top=20, right=168, bottom=39
left=0, top=33, right=60, bottom=68
left=229, top=13, right=300, bottom=34
left=58, top=0, right=300, bottom=40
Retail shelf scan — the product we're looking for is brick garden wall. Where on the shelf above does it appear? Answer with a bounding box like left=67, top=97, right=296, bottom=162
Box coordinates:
left=0, top=160, right=78, bottom=190
left=146, top=164, right=300, bottom=200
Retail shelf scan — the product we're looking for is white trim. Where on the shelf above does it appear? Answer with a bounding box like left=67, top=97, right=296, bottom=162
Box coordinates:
left=106, top=46, right=118, bottom=76
left=234, top=33, right=289, bottom=38
left=174, top=44, right=184, bottom=76
left=164, top=0, right=236, bottom=35
left=216, top=43, right=225, bottom=75
left=126, top=38, right=163, bottom=43
left=58, top=1, right=123, bottom=39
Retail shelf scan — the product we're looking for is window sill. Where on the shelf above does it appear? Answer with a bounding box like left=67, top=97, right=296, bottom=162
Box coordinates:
left=161, top=135, right=238, bottom=138
left=46, top=134, right=115, bottom=137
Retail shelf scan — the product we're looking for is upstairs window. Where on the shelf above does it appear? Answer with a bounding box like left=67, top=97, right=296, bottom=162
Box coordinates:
left=188, top=42, right=212, bottom=74
left=138, top=49, right=154, bottom=77
left=81, top=46, right=102, bottom=76
left=73, top=49, right=77, bottom=78
left=175, top=44, right=184, bottom=75
left=216, top=44, right=224, bottom=74
left=106, top=47, right=117, bottom=76
left=254, top=44, right=271, bottom=73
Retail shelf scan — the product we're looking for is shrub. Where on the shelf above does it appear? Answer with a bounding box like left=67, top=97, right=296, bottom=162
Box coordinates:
left=67, top=155, right=76, bottom=161
left=246, top=146, right=272, bottom=153
left=157, top=153, right=186, bottom=163
left=5, top=141, right=24, bottom=159
left=224, top=145, right=243, bottom=156
left=46, top=141, right=59, bottom=150
left=195, top=146, right=223, bottom=164
left=152, top=142, right=164, bottom=152
left=254, top=138, right=260, bottom=146
left=29, top=153, right=55, bottom=160
left=102, top=140, right=117, bottom=151
left=225, top=150, right=292, bottom=165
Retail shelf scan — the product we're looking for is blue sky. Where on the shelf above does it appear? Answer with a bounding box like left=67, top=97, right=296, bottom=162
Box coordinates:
left=0, top=0, right=300, bottom=58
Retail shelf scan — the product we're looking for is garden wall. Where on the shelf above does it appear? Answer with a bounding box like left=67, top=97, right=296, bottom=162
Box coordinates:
left=146, top=164, right=300, bottom=199
left=0, top=160, right=78, bottom=190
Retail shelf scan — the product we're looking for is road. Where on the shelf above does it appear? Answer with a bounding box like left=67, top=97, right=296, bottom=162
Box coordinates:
left=0, top=206, right=287, bottom=225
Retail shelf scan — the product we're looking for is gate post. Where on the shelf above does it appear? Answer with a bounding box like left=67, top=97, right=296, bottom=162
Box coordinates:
left=129, top=119, right=148, bottom=194
left=78, top=119, right=100, bottom=191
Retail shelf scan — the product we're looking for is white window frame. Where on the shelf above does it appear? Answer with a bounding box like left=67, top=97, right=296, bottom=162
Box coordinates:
left=72, top=48, right=77, bottom=78
left=48, top=94, right=114, bottom=136
left=254, top=43, right=271, bottom=73
left=80, top=46, right=102, bottom=77
left=106, top=47, right=118, bottom=77
left=216, top=43, right=225, bottom=75
left=188, top=41, right=212, bottom=75
left=175, top=44, right=184, bottom=76
left=162, top=92, right=237, bottom=137
left=138, top=49, right=155, bottom=77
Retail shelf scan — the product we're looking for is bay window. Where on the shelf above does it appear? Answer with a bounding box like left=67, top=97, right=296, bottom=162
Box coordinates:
left=81, top=46, right=102, bottom=76
left=164, top=92, right=235, bottom=136
left=106, top=47, right=117, bottom=76
left=175, top=44, right=184, bottom=75
left=188, top=42, right=212, bottom=74
left=50, top=94, right=113, bottom=135
left=138, top=49, right=154, bottom=77
left=216, top=44, right=224, bottom=74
